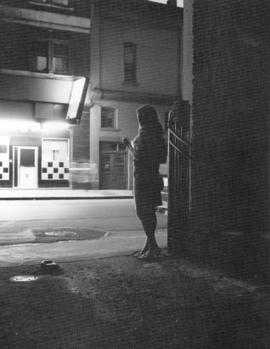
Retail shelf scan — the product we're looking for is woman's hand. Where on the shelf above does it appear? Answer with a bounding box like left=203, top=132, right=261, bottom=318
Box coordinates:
left=122, top=137, right=131, bottom=147
left=122, top=137, right=136, bottom=156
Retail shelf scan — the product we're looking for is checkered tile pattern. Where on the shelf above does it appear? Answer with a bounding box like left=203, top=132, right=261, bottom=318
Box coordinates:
left=41, top=161, right=69, bottom=180
left=0, top=160, right=9, bottom=181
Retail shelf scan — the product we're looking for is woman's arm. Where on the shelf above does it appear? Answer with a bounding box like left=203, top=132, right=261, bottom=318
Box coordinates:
left=122, top=138, right=136, bottom=156
left=132, top=130, right=151, bottom=162
left=123, top=132, right=151, bottom=162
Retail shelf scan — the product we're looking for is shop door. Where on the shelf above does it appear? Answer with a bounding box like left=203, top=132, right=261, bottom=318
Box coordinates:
left=16, top=147, right=38, bottom=188
left=100, top=151, right=126, bottom=189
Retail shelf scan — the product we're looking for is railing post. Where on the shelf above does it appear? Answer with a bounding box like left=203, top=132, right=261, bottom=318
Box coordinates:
left=167, top=101, right=190, bottom=255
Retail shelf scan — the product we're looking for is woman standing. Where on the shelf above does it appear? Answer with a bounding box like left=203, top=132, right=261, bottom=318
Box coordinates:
left=123, top=105, right=167, bottom=259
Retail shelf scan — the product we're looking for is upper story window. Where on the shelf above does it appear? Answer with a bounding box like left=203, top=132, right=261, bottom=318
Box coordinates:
left=30, top=40, right=70, bottom=75
left=101, top=107, right=117, bottom=129
left=53, top=43, right=69, bottom=73
left=123, top=42, right=137, bottom=83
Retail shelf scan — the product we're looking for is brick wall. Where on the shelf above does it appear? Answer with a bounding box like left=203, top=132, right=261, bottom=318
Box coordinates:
left=191, top=0, right=270, bottom=236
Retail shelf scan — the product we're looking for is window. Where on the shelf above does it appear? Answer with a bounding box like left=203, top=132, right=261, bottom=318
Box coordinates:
left=30, top=40, right=70, bottom=74
left=100, top=142, right=125, bottom=152
left=42, top=139, right=69, bottom=162
left=20, top=149, right=35, bottom=167
left=124, top=42, right=137, bottom=83
left=0, top=137, right=9, bottom=154
left=0, top=145, right=7, bottom=154
left=101, top=107, right=117, bottom=128
left=53, top=43, right=69, bottom=74
left=32, top=41, right=48, bottom=73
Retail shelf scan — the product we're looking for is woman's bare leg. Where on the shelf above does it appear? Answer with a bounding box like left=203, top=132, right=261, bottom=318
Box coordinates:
left=139, top=211, right=160, bottom=257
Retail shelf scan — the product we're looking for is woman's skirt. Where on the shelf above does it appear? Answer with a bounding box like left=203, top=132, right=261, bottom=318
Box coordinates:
left=134, top=172, right=163, bottom=218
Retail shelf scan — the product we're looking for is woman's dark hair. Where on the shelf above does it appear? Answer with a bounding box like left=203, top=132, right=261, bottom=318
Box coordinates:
left=136, top=105, right=163, bottom=135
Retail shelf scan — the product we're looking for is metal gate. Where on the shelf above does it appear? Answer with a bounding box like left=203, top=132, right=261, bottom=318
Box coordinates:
left=167, top=101, right=190, bottom=254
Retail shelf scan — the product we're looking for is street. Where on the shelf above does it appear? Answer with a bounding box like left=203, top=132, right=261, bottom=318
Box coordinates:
left=0, top=198, right=139, bottom=223
left=0, top=198, right=167, bottom=240
left=0, top=199, right=168, bottom=265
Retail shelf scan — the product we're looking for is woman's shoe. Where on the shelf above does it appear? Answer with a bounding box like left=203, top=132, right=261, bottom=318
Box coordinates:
left=136, top=247, right=161, bottom=260
left=136, top=252, right=151, bottom=260
left=133, top=251, right=144, bottom=258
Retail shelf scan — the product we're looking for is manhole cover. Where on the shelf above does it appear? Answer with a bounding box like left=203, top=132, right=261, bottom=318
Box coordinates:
left=44, top=231, right=77, bottom=237
left=33, top=228, right=105, bottom=243
left=10, top=275, right=39, bottom=282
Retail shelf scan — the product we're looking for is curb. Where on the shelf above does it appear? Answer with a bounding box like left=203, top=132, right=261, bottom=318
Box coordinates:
left=0, top=196, right=134, bottom=201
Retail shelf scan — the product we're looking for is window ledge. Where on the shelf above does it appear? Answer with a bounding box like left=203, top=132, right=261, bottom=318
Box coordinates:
left=100, top=128, right=121, bottom=132
left=0, top=68, right=75, bottom=81
left=29, top=1, right=74, bottom=11
left=122, top=81, right=140, bottom=87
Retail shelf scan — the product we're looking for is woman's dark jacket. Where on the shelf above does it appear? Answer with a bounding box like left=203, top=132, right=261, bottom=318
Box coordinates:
left=132, top=127, right=166, bottom=214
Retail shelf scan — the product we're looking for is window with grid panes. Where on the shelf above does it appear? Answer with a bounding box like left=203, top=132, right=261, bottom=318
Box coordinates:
left=101, top=107, right=117, bottom=128
left=123, top=42, right=137, bottom=83
left=53, top=43, right=69, bottom=74
left=30, top=40, right=69, bottom=74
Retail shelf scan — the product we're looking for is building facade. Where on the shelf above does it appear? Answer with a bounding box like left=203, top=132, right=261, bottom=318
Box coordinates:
left=88, top=0, right=182, bottom=189
left=0, top=0, right=90, bottom=189
left=0, top=0, right=182, bottom=190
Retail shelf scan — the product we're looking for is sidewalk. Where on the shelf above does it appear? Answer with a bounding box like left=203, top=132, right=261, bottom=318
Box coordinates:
left=0, top=188, right=168, bottom=211
left=0, top=252, right=269, bottom=348
left=0, top=189, right=133, bottom=200
left=0, top=229, right=168, bottom=267
left=0, top=192, right=268, bottom=347
left=0, top=212, right=269, bottom=347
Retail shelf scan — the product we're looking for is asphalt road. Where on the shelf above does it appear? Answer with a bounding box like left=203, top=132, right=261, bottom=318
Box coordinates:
left=0, top=199, right=167, bottom=245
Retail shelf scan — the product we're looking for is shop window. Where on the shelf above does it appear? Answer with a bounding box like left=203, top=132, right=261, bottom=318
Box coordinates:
left=124, top=42, right=137, bottom=83
left=0, top=145, right=7, bottom=153
left=42, top=139, right=69, bottom=162
left=30, top=40, right=70, bottom=75
left=101, top=107, right=117, bottom=128
left=0, top=137, right=9, bottom=155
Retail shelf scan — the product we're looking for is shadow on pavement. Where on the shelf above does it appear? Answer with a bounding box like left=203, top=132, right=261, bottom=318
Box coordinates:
left=0, top=255, right=269, bottom=348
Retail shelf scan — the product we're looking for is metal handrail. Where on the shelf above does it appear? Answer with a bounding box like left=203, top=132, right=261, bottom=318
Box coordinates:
left=169, top=140, right=183, bottom=154
left=168, top=128, right=190, bottom=146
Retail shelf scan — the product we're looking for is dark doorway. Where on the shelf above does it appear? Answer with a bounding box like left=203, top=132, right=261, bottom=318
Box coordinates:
left=99, top=142, right=127, bottom=189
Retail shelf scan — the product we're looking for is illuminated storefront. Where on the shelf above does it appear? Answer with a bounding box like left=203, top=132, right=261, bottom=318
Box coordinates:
left=0, top=121, right=70, bottom=188
left=0, top=71, right=88, bottom=189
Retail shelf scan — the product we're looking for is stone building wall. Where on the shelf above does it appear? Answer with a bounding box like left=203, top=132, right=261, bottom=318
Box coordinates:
left=191, top=0, right=269, bottom=234
left=184, top=0, right=270, bottom=278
